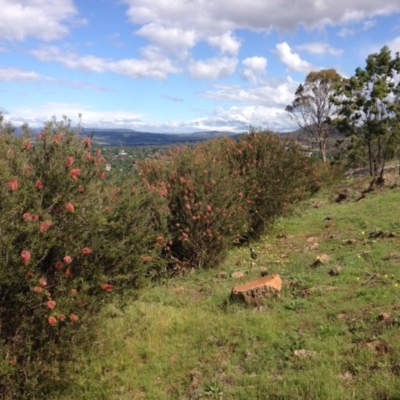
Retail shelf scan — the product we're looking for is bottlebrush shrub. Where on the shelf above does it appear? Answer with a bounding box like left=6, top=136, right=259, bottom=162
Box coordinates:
left=138, top=137, right=250, bottom=270
left=0, top=116, right=168, bottom=398
left=229, top=129, right=320, bottom=236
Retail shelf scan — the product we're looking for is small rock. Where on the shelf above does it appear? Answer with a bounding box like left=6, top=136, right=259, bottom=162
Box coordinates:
left=293, top=349, right=316, bottom=358
left=377, top=312, right=391, bottom=321
left=329, top=266, right=343, bottom=276
left=189, top=389, right=202, bottom=399
left=231, top=274, right=282, bottom=304
left=231, top=271, right=245, bottom=279
left=388, top=232, right=397, bottom=238
left=308, top=242, right=319, bottom=250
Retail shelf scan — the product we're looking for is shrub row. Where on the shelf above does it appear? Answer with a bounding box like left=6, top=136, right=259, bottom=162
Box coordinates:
left=0, top=116, right=319, bottom=398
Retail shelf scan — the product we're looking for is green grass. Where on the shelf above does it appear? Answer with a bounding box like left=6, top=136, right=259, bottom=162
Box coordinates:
left=57, top=178, right=400, bottom=400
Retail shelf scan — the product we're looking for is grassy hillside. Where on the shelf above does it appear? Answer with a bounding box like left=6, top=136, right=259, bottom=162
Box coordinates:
left=58, top=175, right=400, bottom=400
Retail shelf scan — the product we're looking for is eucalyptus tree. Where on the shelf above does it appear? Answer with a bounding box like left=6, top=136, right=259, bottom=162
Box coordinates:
left=285, top=69, right=346, bottom=163
left=332, top=46, right=400, bottom=182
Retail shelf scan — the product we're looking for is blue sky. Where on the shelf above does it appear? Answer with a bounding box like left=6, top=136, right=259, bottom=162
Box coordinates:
left=1, top=0, right=400, bottom=133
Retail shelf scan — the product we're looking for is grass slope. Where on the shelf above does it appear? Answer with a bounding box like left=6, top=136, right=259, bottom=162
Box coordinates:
left=59, top=178, right=400, bottom=400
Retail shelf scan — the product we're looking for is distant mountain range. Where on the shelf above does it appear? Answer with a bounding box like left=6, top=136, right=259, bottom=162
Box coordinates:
left=15, top=127, right=243, bottom=147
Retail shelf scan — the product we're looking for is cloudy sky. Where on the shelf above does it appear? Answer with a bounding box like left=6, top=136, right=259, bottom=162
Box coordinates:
left=1, top=0, right=400, bottom=133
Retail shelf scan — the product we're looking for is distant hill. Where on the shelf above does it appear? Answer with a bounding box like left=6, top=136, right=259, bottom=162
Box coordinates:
left=16, top=127, right=242, bottom=147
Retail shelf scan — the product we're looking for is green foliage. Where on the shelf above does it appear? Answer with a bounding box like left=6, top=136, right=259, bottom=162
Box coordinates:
left=0, top=116, right=167, bottom=398
left=332, top=46, right=400, bottom=179
left=286, top=69, right=346, bottom=163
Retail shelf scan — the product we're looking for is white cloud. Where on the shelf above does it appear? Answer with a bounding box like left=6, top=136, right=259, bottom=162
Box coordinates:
left=0, top=67, right=41, bottom=82
left=388, top=37, right=400, bottom=54
left=0, top=0, right=81, bottom=41
left=136, top=23, right=197, bottom=54
left=208, top=32, right=242, bottom=55
left=199, top=77, right=298, bottom=108
left=188, top=57, right=238, bottom=79
left=240, top=56, right=267, bottom=82
left=338, top=27, right=355, bottom=37
left=295, top=42, right=343, bottom=55
left=275, top=42, right=315, bottom=74
left=31, top=46, right=180, bottom=80
left=0, top=66, right=113, bottom=91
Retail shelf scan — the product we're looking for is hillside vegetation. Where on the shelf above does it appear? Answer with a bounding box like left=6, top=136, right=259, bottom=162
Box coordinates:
left=59, top=173, right=400, bottom=400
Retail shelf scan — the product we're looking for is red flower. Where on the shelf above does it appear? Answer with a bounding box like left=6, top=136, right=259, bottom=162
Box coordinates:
left=84, top=137, right=91, bottom=147
left=33, top=286, right=42, bottom=293
left=140, top=255, right=152, bottom=262
left=64, top=202, right=74, bottom=212
left=47, top=300, right=56, bottom=309
left=185, top=204, right=191, bottom=210
left=32, top=214, right=39, bottom=222
left=24, top=165, right=33, bottom=174
left=22, top=212, right=32, bottom=221
left=156, top=236, right=163, bottom=243
left=70, top=289, right=77, bottom=295
left=40, top=220, right=52, bottom=233
left=101, top=283, right=113, bottom=292
left=70, top=169, right=82, bottom=181
left=25, top=271, right=34, bottom=279
left=78, top=185, right=85, bottom=192
left=63, top=255, right=72, bottom=264
left=8, top=178, right=18, bottom=191
left=81, top=247, right=92, bottom=255
left=206, top=205, right=212, bottom=212
left=35, top=180, right=43, bottom=189
left=58, top=314, right=66, bottom=321
left=54, top=261, right=63, bottom=270
left=39, top=278, right=47, bottom=287
left=65, top=268, right=73, bottom=278
left=23, top=141, right=33, bottom=150
left=98, top=171, right=105, bottom=179
left=85, top=152, right=91, bottom=160
left=66, top=156, right=74, bottom=167
left=48, top=316, right=57, bottom=326
left=69, top=313, right=79, bottom=322
left=21, top=250, right=31, bottom=265
left=53, top=132, right=63, bottom=144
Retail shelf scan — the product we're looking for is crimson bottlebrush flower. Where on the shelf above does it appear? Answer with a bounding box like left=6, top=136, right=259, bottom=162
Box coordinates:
left=8, top=178, right=18, bottom=191
left=22, top=212, right=32, bottom=221
left=69, top=314, right=78, bottom=322
left=63, top=255, right=72, bottom=264
left=70, top=289, right=77, bottom=295
left=39, top=278, right=47, bottom=287
left=32, top=214, right=39, bottom=222
left=40, top=220, right=52, bottom=233
left=66, top=156, right=74, bottom=167
left=206, top=205, right=212, bottom=212
left=48, top=316, right=57, bottom=326
left=81, top=247, right=92, bottom=255
left=64, top=268, right=73, bottom=278
left=156, top=236, right=163, bottom=243
left=23, top=141, right=33, bottom=150
left=47, top=300, right=56, bottom=309
left=53, top=132, right=63, bottom=143
left=98, top=171, right=105, bottom=179
left=24, top=165, right=33, bottom=174
left=58, top=314, right=66, bottom=322
left=85, top=152, right=91, bottom=160
left=33, top=286, right=42, bottom=293
left=70, top=168, right=81, bottom=180
left=64, top=202, right=74, bottom=212
left=84, top=137, right=91, bottom=147
left=20, top=250, right=31, bottom=265
left=35, top=180, right=43, bottom=189
left=54, top=261, right=63, bottom=270
left=25, top=271, right=34, bottom=279
left=101, top=283, right=113, bottom=292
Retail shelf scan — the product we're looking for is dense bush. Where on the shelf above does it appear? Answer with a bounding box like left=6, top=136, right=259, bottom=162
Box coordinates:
left=232, top=130, right=320, bottom=235
left=138, top=137, right=250, bottom=270
left=0, top=116, right=167, bottom=398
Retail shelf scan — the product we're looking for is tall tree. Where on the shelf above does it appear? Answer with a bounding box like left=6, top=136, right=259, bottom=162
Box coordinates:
left=332, top=46, right=400, bottom=182
left=286, top=69, right=346, bottom=163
